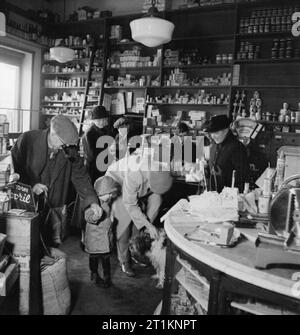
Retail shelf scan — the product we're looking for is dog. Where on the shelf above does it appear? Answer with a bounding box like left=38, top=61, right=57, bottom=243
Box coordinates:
left=129, top=228, right=167, bottom=288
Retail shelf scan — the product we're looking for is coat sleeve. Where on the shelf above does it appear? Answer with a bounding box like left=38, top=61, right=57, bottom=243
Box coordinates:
left=10, top=133, right=40, bottom=186
left=71, top=156, right=99, bottom=209
left=122, top=170, right=150, bottom=230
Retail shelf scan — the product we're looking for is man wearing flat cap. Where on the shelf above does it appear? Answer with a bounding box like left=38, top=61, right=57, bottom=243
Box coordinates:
left=82, top=106, right=112, bottom=183
left=11, top=115, right=103, bottom=246
left=204, top=114, right=250, bottom=193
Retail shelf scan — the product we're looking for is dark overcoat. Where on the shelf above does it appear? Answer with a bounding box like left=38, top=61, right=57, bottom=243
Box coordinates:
left=11, top=129, right=98, bottom=209
left=208, top=131, right=250, bottom=193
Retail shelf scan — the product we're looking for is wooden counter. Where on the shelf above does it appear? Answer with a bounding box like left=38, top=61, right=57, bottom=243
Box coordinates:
left=162, top=210, right=300, bottom=314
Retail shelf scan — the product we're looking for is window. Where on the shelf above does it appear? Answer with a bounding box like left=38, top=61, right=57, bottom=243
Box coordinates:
left=0, top=62, right=20, bottom=132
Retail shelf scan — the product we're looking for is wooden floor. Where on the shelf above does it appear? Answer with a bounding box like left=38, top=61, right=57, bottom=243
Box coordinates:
left=60, top=235, right=163, bottom=315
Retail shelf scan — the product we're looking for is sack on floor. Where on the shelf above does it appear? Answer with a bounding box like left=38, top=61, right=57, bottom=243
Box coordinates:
left=41, top=248, right=71, bottom=315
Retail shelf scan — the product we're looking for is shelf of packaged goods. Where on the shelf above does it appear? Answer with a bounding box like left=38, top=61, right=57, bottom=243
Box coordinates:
left=41, top=87, right=86, bottom=90
left=236, top=32, right=292, bottom=39
left=146, top=124, right=205, bottom=133
left=146, top=103, right=229, bottom=107
left=109, top=40, right=141, bottom=47
left=232, top=85, right=300, bottom=89
left=234, top=58, right=300, bottom=64
left=171, top=34, right=234, bottom=42
left=111, top=113, right=144, bottom=118
left=43, top=113, right=81, bottom=117
left=236, top=0, right=300, bottom=9
left=175, top=268, right=209, bottom=311
left=230, top=301, right=298, bottom=315
left=42, top=100, right=83, bottom=104
left=42, top=71, right=103, bottom=76
left=260, top=121, right=300, bottom=126
left=107, top=66, right=161, bottom=72
left=156, top=85, right=231, bottom=89
left=166, top=2, right=236, bottom=15
left=104, top=86, right=150, bottom=90
left=42, top=58, right=103, bottom=64
left=163, top=63, right=233, bottom=69
left=42, top=105, right=82, bottom=109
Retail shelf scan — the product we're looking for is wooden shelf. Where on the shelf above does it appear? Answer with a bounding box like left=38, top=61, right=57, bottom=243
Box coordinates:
left=107, top=66, right=161, bottom=71
left=42, top=105, right=82, bottom=109
left=230, top=301, right=297, bottom=315
left=232, top=85, right=300, bottom=89
left=42, top=100, right=83, bottom=104
left=42, top=71, right=103, bottom=76
left=167, top=3, right=236, bottom=15
left=147, top=103, right=229, bottom=107
left=260, top=120, right=300, bottom=126
left=175, top=268, right=209, bottom=311
left=104, top=86, right=149, bottom=90
left=176, top=256, right=210, bottom=290
left=157, top=85, right=231, bottom=89
left=163, top=64, right=233, bottom=69
left=236, top=32, right=292, bottom=39
left=105, top=85, right=230, bottom=90
left=42, top=58, right=102, bottom=63
left=234, top=58, right=300, bottom=64
left=43, top=113, right=80, bottom=117
left=41, top=87, right=86, bottom=90
left=109, top=40, right=141, bottom=47
left=111, top=113, right=144, bottom=118
left=172, top=34, right=234, bottom=42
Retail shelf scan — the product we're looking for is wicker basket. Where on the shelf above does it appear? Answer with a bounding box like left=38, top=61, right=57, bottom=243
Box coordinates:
left=41, top=250, right=71, bottom=315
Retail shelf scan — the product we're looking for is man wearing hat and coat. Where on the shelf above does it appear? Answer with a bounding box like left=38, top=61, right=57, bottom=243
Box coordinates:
left=11, top=115, right=103, bottom=246
left=106, top=148, right=173, bottom=277
left=82, top=105, right=112, bottom=183
left=204, top=114, right=250, bottom=193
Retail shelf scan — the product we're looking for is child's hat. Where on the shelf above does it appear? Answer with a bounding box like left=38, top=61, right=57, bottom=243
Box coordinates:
left=94, top=176, right=120, bottom=196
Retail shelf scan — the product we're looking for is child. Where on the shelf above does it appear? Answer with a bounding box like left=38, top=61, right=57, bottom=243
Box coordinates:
left=84, top=175, right=120, bottom=288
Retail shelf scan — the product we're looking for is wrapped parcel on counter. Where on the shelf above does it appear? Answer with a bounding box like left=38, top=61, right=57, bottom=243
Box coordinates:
left=188, top=187, right=239, bottom=223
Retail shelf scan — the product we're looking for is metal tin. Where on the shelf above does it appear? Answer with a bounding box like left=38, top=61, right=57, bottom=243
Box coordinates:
left=259, top=195, right=270, bottom=214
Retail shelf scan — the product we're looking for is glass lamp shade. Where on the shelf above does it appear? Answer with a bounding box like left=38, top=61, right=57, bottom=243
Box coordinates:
left=0, top=12, right=6, bottom=36
left=50, top=46, right=75, bottom=63
left=130, top=17, right=175, bottom=48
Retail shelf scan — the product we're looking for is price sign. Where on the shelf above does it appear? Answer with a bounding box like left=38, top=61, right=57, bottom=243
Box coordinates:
left=10, top=182, right=36, bottom=212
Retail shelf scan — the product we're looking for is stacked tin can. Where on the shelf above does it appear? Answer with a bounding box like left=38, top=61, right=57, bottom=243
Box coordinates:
left=236, top=41, right=260, bottom=60
left=271, top=38, right=295, bottom=59
left=239, top=6, right=298, bottom=34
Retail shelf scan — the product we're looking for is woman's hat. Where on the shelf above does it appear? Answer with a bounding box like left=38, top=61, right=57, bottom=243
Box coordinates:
left=91, top=106, right=108, bottom=120
left=51, top=115, right=79, bottom=145
left=205, top=114, right=231, bottom=133
left=94, top=176, right=120, bottom=196
left=113, top=117, right=130, bottom=129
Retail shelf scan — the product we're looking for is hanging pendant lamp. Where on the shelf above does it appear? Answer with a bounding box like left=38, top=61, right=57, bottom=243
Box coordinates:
left=130, top=0, right=175, bottom=48
left=50, top=38, right=75, bottom=63
left=0, top=12, right=6, bottom=36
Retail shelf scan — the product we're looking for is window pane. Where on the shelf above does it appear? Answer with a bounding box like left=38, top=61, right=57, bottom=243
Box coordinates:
left=0, top=62, right=20, bottom=132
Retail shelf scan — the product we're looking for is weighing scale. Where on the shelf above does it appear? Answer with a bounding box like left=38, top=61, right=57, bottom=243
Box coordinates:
left=255, top=174, right=300, bottom=269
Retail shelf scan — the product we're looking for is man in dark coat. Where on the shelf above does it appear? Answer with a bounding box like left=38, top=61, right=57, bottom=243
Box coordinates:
left=82, top=106, right=112, bottom=183
left=11, top=115, right=103, bottom=246
left=205, top=115, right=250, bottom=193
